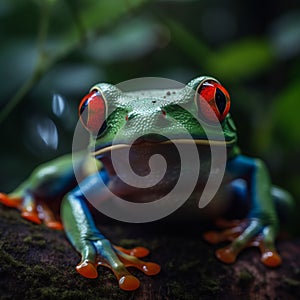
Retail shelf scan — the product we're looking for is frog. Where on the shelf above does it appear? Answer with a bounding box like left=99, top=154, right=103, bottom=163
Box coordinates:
left=0, top=76, right=294, bottom=291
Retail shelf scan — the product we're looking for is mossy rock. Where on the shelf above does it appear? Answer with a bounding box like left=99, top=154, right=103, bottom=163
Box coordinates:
left=0, top=205, right=300, bottom=300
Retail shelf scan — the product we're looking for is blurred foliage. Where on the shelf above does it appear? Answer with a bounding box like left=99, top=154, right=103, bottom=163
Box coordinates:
left=0, top=0, right=299, bottom=219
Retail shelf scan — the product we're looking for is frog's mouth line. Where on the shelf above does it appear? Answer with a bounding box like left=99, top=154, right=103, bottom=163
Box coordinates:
left=91, top=138, right=235, bottom=157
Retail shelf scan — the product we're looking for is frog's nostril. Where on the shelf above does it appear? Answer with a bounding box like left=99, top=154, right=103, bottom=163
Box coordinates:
left=126, top=112, right=136, bottom=121
left=162, top=109, right=166, bottom=118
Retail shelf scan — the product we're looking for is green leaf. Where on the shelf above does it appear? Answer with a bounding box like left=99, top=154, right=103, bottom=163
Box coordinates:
left=272, top=78, right=300, bottom=144
left=164, top=17, right=210, bottom=66
left=165, top=19, right=274, bottom=82
left=207, top=38, right=275, bottom=81
left=79, top=0, right=150, bottom=32
left=0, top=0, right=152, bottom=123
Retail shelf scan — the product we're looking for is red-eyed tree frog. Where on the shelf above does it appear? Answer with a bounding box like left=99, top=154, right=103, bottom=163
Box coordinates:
left=0, top=76, right=294, bottom=291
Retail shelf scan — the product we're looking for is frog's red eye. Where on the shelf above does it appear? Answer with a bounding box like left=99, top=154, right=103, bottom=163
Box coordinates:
left=79, top=89, right=107, bottom=135
left=196, top=80, right=230, bottom=122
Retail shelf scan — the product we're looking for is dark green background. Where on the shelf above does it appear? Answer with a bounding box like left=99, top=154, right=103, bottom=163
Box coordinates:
left=0, top=0, right=299, bottom=226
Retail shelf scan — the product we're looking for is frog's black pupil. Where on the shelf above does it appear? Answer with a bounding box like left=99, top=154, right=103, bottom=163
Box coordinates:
left=97, top=122, right=107, bottom=137
left=80, top=100, right=88, bottom=115
left=80, top=100, right=89, bottom=125
left=215, top=88, right=226, bottom=114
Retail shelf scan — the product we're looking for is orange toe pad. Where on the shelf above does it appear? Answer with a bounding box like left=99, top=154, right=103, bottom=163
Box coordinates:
left=130, top=247, right=150, bottom=258
left=76, top=260, right=98, bottom=279
left=216, top=247, right=237, bottom=264
left=0, top=193, right=22, bottom=208
left=141, top=262, right=161, bottom=275
left=21, top=211, right=42, bottom=224
left=261, top=250, right=282, bottom=267
left=46, top=221, right=63, bottom=230
left=118, top=275, right=140, bottom=291
left=203, top=231, right=221, bottom=244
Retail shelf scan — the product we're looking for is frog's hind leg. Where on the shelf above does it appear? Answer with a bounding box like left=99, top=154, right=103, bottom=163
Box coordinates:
left=0, top=182, right=27, bottom=208
left=203, top=179, right=294, bottom=267
left=0, top=157, right=77, bottom=229
left=0, top=180, right=42, bottom=223
left=0, top=188, right=63, bottom=230
left=271, top=185, right=294, bottom=223
left=0, top=193, right=22, bottom=208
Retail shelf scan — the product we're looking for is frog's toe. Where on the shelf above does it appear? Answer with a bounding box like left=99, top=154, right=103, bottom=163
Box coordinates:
left=20, top=201, right=63, bottom=229
left=249, top=233, right=282, bottom=267
left=95, top=253, right=142, bottom=291
left=203, top=231, right=221, bottom=244
left=45, top=221, right=63, bottom=230
left=114, top=245, right=150, bottom=258
left=95, top=244, right=160, bottom=290
left=215, top=245, right=238, bottom=264
left=0, top=193, right=22, bottom=208
left=261, top=250, right=282, bottom=267
left=76, top=260, right=98, bottom=278
left=208, top=219, right=282, bottom=267
left=118, top=274, right=140, bottom=291
left=107, top=255, right=159, bottom=290
left=21, top=210, right=42, bottom=224
left=130, top=246, right=150, bottom=258
left=140, top=262, right=161, bottom=275
left=113, top=244, right=160, bottom=275
left=203, top=221, right=245, bottom=244
left=116, top=247, right=161, bottom=276
left=65, top=235, right=158, bottom=290
left=0, top=192, right=45, bottom=225
left=37, top=203, right=63, bottom=230
left=0, top=191, right=62, bottom=229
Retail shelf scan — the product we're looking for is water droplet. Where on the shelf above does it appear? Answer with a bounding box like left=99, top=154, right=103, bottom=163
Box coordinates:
left=36, top=118, right=58, bottom=150
left=52, top=93, right=66, bottom=117
left=25, top=115, right=59, bottom=155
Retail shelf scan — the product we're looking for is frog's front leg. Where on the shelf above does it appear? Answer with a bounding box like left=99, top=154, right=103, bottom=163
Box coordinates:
left=0, top=158, right=74, bottom=229
left=61, top=171, right=160, bottom=291
left=204, top=155, right=294, bottom=267
left=0, top=153, right=86, bottom=229
left=0, top=187, right=63, bottom=229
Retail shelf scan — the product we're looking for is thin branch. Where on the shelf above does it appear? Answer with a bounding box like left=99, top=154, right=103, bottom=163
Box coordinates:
left=0, top=2, right=52, bottom=124
left=64, top=0, right=87, bottom=42
left=0, top=0, right=151, bottom=125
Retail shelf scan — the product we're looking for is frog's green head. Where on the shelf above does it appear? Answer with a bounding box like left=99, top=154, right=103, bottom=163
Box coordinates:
left=78, top=76, right=237, bottom=155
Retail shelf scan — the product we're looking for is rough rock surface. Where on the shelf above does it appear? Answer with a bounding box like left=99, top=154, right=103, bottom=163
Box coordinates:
left=1, top=205, right=300, bottom=300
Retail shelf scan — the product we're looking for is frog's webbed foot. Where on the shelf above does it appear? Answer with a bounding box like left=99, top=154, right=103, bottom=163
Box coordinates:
left=75, top=239, right=160, bottom=291
left=203, top=218, right=282, bottom=267
left=0, top=192, right=63, bottom=230
left=0, top=192, right=22, bottom=208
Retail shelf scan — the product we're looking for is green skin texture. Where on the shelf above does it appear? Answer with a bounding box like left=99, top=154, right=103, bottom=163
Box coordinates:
left=3, top=76, right=294, bottom=289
